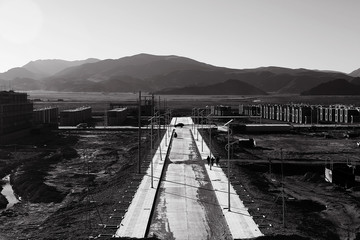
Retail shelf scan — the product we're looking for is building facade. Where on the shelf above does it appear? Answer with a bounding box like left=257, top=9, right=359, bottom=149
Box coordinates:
left=0, top=91, right=33, bottom=136
left=107, top=108, right=128, bottom=126
left=59, top=106, right=92, bottom=126
left=33, top=107, right=59, bottom=127
left=239, top=103, right=360, bottom=124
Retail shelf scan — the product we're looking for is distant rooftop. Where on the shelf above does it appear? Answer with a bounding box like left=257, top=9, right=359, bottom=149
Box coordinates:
left=108, top=107, right=127, bottom=112
left=61, top=106, right=91, bottom=112
left=34, top=107, right=58, bottom=111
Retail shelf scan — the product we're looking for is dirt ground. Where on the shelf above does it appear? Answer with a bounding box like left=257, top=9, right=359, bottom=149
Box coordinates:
left=207, top=128, right=360, bottom=240
left=0, top=129, right=160, bottom=240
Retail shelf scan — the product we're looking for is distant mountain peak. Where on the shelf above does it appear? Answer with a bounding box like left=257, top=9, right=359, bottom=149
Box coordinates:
left=349, top=68, right=360, bottom=77
left=22, top=58, right=100, bottom=78
left=0, top=67, right=36, bottom=80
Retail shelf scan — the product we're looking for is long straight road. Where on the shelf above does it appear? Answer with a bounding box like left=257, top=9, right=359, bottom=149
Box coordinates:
left=148, top=117, right=232, bottom=240
left=115, top=117, right=262, bottom=239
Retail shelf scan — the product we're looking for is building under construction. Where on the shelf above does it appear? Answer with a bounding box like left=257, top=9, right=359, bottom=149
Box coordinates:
left=33, top=107, right=59, bottom=128
left=239, top=103, right=360, bottom=124
left=0, top=91, right=33, bottom=143
left=59, top=106, right=92, bottom=126
left=107, top=108, right=128, bottom=126
left=325, top=163, right=356, bottom=188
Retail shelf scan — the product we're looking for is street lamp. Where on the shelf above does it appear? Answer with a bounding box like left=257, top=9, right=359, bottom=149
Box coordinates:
left=192, top=108, right=196, bottom=132
left=223, top=119, right=234, bottom=211
left=167, top=109, right=172, bottom=138
left=148, top=116, right=156, bottom=189
left=154, top=111, right=163, bottom=162
left=197, top=110, right=204, bottom=142
left=206, top=113, right=213, bottom=158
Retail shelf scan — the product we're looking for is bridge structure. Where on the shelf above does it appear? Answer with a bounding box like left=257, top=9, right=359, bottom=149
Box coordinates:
left=106, top=117, right=263, bottom=239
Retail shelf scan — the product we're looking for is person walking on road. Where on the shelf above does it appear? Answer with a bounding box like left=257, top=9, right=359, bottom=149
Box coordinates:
left=206, top=156, right=210, bottom=166
left=211, top=157, right=215, bottom=167
left=216, top=156, right=220, bottom=166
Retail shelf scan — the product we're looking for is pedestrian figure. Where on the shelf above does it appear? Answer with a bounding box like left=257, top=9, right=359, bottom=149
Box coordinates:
left=211, top=157, right=215, bottom=167
left=206, top=156, right=210, bottom=166
left=216, top=156, right=220, bottom=166
left=174, top=132, right=177, bottom=138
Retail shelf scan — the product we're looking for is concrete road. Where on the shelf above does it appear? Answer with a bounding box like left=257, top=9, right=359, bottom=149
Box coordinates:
left=148, top=117, right=231, bottom=240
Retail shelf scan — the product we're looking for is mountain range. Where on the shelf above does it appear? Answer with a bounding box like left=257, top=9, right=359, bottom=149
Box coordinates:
left=302, top=78, right=360, bottom=95
left=0, top=53, right=359, bottom=95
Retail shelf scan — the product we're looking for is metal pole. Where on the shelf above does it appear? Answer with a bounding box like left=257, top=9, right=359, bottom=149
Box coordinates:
left=152, top=94, right=155, bottom=116
left=222, top=119, right=233, bottom=211
left=201, top=114, right=203, bottom=152
left=281, top=148, right=285, bottom=228
left=197, top=109, right=199, bottom=141
left=209, top=120, right=212, bottom=160
left=168, top=110, right=171, bottom=137
left=192, top=108, right=195, bottom=132
left=165, top=117, right=167, bottom=147
left=157, top=112, right=162, bottom=161
left=227, top=124, right=230, bottom=211
left=138, top=91, right=141, bottom=174
left=210, top=124, right=212, bottom=170
left=151, top=118, right=153, bottom=188
left=158, top=96, right=161, bottom=128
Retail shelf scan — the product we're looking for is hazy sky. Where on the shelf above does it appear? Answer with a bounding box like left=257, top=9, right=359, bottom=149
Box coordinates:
left=0, top=0, right=359, bottom=73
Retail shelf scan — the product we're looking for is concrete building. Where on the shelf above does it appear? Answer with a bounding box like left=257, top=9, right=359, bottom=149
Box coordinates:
left=239, top=104, right=261, bottom=116
left=347, top=108, right=360, bottom=123
left=107, top=108, right=128, bottom=126
left=33, top=107, right=59, bottom=127
left=325, top=163, right=355, bottom=188
left=239, top=103, right=360, bottom=126
left=60, top=106, right=92, bottom=126
left=214, top=105, right=232, bottom=116
left=0, top=91, right=33, bottom=143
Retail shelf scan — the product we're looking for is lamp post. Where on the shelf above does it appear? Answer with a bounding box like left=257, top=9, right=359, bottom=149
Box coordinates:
left=224, top=119, right=234, bottom=211
left=167, top=109, right=172, bottom=137
left=197, top=110, right=204, bottom=142
left=154, top=111, right=163, bottom=162
left=148, top=116, right=156, bottom=188
left=206, top=114, right=213, bottom=158
left=192, top=108, right=196, bottom=132
left=164, top=115, right=167, bottom=147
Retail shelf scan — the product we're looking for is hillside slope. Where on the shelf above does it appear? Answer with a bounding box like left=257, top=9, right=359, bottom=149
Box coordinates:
left=349, top=68, right=360, bottom=77
left=302, top=79, right=360, bottom=95
left=156, top=79, right=268, bottom=95
left=22, top=58, right=99, bottom=78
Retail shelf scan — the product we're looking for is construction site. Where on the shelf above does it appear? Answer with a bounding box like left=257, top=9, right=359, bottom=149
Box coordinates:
left=0, top=91, right=360, bottom=239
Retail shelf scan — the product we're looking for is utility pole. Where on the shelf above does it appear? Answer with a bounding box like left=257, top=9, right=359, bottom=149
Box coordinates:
left=224, top=119, right=234, bottom=211
left=150, top=116, right=154, bottom=188
left=209, top=119, right=212, bottom=170
left=268, top=158, right=272, bottom=175
left=138, top=91, right=141, bottom=174
left=281, top=148, right=285, bottom=228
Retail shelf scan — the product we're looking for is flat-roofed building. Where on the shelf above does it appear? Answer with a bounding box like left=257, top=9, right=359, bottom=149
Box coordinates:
left=348, top=108, right=360, bottom=123
left=0, top=91, right=33, bottom=143
left=214, top=105, right=232, bottom=116
left=60, top=106, right=92, bottom=126
left=107, top=107, right=128, bottom=126
left=33, top=107, right=59, bottom=127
